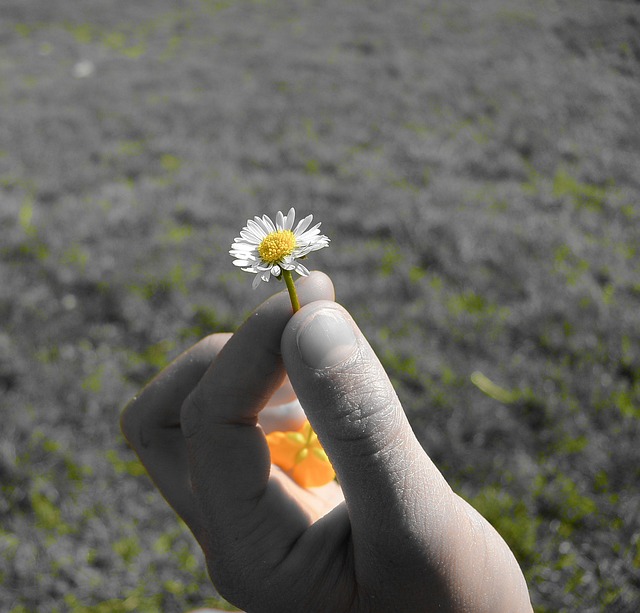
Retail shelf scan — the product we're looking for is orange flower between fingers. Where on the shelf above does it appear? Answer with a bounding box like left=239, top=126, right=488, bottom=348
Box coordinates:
left=266, top=420, right=335, bottom=488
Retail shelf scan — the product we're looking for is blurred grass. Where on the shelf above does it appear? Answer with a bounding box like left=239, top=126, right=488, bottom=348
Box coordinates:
left=1, top=0, right=639, bottom=611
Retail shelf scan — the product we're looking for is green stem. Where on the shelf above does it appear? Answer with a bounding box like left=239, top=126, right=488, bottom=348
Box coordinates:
left=282, top=269, right=300, bottom=313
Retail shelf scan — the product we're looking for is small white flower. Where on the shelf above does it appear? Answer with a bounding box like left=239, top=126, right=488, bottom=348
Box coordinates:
left=230, top=207, right=330, bottom=289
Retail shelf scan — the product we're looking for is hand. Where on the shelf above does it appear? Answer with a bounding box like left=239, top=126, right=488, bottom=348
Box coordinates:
left=120, top=272, right=533, bottom=613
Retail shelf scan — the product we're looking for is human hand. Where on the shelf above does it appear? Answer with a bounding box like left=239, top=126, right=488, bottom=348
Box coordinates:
left=121, top=272, right=533, bottom=613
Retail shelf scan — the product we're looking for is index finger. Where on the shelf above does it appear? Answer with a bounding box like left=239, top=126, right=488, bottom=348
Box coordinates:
left=180, top=272, right=335, bottom=563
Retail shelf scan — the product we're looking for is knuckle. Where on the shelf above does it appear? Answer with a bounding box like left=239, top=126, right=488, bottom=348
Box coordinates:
left=180, top=386, right=207, bottom=439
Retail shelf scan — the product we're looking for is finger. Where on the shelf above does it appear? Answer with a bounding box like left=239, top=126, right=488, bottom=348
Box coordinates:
left=180, top=272, right=335, bottom=563
left=120, top=333, right=231, bottom=539
left=281, top=302, right=454, bottom=559
left=120, top=338, right=309, bottom=543
left=121, top=334, right=231, bottom=434
left=258, top=392, right=307, bottom=434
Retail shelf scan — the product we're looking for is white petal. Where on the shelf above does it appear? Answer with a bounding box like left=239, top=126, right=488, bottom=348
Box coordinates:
left=275, top=210, right=285, bottom=230
left=293, top=232, right=329, bottom=258
left=240, top=229, right=261, bottom=243
left=295, top=262, right=310, bottom=276
left=293, top=214, right=313, bottom=236
left=280, top=255, right=299, bottom=270
left=308, top=237, right=330, bottom=251
left=283, top=207, right=296, bottom=230
left=231, top=253, right=256, bottom=262
left=247, top=219, right=267, bottom=238
left=232, top=241, right=258, bottom=250
left=252, top=273, right=264, bottom=289
left=260, top=214, right=277, bottom=233
left=296, top=222, right=322, bottom=241
left=271, top=264, right=281, bottom=276
left=232, top=259, right=252, bottom=267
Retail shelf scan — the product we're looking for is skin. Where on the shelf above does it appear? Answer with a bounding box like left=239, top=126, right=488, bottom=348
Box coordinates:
left=120, top=271, right=534, bottom=613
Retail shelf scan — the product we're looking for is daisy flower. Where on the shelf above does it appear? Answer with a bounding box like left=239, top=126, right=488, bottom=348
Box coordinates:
left=230, top=207, right=330, bottom=311
left=266, top=420, right=336, bottom=488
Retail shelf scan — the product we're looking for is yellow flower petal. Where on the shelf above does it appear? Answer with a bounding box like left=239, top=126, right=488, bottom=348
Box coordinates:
left=290, top=450, right=336, bottom=488
left=266, top=420, right=335, bottom=488
left=265, top=431, right=301, bottom=473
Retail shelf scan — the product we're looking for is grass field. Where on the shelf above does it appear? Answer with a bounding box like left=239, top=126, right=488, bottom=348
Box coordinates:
left=1, top=0, right=639, bottom=611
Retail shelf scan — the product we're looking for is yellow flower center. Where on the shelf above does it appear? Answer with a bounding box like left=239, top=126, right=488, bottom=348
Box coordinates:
left=258, top=230, right=296, bottom=264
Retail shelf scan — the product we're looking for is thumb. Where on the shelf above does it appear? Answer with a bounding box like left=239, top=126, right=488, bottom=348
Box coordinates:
left=281, top=301, right=451, bottom=540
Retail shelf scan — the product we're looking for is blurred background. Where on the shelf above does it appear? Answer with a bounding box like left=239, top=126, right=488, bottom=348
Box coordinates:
left=1, top=0, right=639, bottom=611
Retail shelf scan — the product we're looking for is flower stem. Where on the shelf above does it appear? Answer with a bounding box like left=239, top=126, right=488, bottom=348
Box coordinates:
left=282, top=269, right=300, bottom=313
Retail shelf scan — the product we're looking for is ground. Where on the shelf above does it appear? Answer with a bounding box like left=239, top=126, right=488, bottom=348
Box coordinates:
left=1, top=0, right=639, bottom=611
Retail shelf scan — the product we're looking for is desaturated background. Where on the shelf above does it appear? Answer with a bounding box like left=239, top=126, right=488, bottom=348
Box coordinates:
left=1, top=1, right=639, bottom=611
